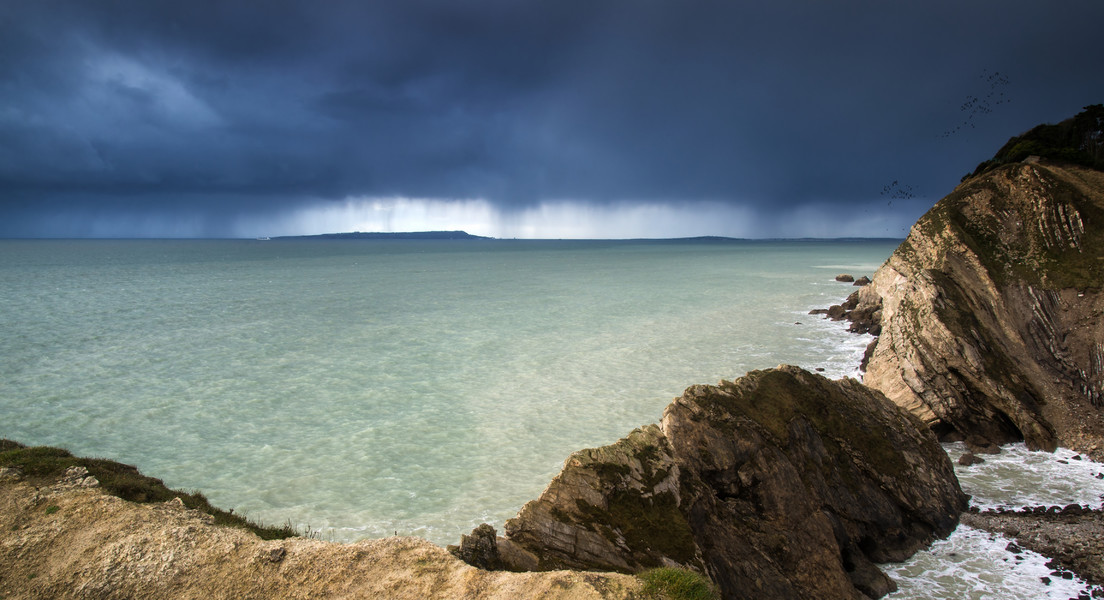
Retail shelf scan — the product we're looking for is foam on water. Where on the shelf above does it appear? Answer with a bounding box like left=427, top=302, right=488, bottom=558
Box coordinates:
left=882, top=443, right=1104, bottom=598
left=947, top=442, right=1104, bottom=510
left=884, top=525, right=1097, bottom=600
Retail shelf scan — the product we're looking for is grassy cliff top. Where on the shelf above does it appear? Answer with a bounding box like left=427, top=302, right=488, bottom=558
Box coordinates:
left=970, top=104, right=1104, bottom=178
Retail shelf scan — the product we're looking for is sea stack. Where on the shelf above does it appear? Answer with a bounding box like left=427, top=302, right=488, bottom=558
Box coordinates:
left=488, top=366, right=967, bottom=600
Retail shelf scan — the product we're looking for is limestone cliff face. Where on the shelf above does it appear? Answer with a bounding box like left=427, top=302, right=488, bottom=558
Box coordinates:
left=858, top=161, right=1104, bottom=457
left=499, top=366, right=966, bottom=600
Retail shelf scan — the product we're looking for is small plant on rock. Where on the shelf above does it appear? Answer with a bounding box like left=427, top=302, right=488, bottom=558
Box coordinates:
left=638, top=567, right=717, bottom=600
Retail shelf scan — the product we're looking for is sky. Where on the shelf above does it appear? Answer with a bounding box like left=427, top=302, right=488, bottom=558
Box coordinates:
left=2, top=1, right=1103, bottom=239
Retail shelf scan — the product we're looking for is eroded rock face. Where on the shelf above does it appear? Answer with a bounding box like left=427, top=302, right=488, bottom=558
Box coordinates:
left=857, top=162, right=1104, bottom=457
left=498, top=366, right=966, bottom=600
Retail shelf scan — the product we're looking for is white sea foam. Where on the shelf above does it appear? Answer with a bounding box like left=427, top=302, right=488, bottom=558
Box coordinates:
left=884, top=525, right=1097, bottom=600
left=882, top=443, right=1104, bottom=599
left=947, top=442, right=1104, bottom=510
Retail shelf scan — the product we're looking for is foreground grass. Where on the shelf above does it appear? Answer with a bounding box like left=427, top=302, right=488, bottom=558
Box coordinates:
left=638, top=567, right=718, bottom=600
left=0, top=439, right=297, bottom=540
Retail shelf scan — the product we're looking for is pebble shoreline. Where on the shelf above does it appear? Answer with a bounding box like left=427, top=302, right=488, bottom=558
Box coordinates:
left=962, top=508, right=1104, bottom=596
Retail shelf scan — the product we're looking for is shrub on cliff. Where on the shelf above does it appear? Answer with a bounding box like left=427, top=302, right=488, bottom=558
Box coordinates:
left=969, top=104, right=1104, bottom=177
left=638, top=567, right=718, bottom=600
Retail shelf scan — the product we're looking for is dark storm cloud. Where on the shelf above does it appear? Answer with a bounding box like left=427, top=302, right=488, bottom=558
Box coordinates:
left=1, top=0, right=1103, bottom=237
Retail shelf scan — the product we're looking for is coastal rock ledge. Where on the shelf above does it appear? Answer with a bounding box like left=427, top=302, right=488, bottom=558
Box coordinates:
left=486, top=366, right=966, bottom=600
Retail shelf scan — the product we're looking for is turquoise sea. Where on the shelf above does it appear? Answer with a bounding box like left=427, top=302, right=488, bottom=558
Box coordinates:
left=2, top=238, right=1102, bottom=599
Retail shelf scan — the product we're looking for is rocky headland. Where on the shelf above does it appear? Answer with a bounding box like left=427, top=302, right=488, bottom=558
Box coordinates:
left=850, top=152, right=1104, bottom=459
left=816, top=105, right=1104, bottom=594
left=492, top=366, right=965, bottom=600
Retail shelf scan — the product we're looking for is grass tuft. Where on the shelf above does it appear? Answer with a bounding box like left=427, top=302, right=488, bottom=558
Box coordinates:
left=638, top=567, right=717, bottom=600
left=0, top=439, right=298, bottom=540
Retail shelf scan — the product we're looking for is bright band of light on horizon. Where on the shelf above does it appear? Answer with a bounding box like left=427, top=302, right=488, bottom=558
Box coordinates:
left=231, top=196, right=919, bottom=239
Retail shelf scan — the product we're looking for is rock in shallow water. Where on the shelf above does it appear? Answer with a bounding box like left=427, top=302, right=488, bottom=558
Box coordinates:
left=958, top=452, right=986, bottom=466
left=481, top=366, right=967, bottom=600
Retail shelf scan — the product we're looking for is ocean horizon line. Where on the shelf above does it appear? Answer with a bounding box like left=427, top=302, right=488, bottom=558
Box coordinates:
left=0, top=233, right=907, bottom=243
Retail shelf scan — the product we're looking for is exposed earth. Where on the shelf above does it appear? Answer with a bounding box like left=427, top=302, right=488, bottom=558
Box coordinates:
left=0, top=467, right=642, bottom=600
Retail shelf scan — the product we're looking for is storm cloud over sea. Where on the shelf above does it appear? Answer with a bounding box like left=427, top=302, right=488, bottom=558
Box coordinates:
left=2, top=1, right=1103, bottom=239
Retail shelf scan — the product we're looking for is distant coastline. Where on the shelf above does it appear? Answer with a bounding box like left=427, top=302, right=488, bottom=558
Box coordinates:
left=266, top=231, right=903, bottom=243
left=272, top=230, right=493, bottom=240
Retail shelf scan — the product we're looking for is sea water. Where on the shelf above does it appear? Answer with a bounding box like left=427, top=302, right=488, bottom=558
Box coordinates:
left=1, top=238, right=1101, bottom=598
left=0, top=238, right=888, bottom=539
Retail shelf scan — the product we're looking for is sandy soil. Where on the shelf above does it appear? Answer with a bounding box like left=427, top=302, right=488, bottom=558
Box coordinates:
left=0, top=470, right=643, bottom=600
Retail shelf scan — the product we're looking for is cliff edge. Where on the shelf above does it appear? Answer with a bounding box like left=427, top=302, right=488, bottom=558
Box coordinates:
left=0, top=465, right=642, bottom=600
left=855, top=158, right=1104, bottom=458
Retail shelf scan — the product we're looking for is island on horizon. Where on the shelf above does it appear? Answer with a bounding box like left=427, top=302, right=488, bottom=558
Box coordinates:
left=267, top=231, right=905, bottom=243
left=272, top=230, right=493, bottom=240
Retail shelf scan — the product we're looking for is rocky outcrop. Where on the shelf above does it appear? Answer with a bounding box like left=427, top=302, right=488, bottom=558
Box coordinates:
left=813, top=292, right=882, bottom=336
left=449, top=523, right=507, bottom=571
left=855, top=160, right=1104, bottom=458
left=492, top=366, right=966, bottom=600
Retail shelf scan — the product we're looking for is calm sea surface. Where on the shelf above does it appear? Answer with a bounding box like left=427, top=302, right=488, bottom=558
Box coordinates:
left=2, top=238, right=1102, bottom=599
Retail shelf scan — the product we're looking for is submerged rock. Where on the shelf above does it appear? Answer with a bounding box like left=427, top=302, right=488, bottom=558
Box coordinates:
left=491, top=366, right=966, bottom=600
left=958, top=452, right=986, bottom=466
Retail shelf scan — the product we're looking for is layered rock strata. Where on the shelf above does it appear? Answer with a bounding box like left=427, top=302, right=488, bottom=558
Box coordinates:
left=853, top=161, right=1104, bottom=457
left=493, top=366, right=967, bottom=600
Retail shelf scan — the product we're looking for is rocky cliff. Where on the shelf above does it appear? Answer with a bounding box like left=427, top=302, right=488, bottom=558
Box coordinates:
left=854, top=159, right=1104, bottom=458
left=493, top=366, right=966, bottom=600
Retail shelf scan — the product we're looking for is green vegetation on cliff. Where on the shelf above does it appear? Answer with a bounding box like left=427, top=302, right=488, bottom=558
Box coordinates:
left=0, top=439, right=297, bottom=540
left=639, top=567, right=718, bottom=600
left=970, top=104, right=1104, bottom=177
left=915, top=161, right=1104, bottom=291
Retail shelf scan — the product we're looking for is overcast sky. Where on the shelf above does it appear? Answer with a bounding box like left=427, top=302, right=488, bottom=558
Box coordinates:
left=2, top=1, right=1103, bottom=239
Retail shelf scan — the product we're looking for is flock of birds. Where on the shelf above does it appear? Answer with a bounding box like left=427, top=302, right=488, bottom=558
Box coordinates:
left=880, top=180, right=916, bottom=202
left=939, top=69, right=1011, bottom=139
left=881, top=69, right=1013, bottom=207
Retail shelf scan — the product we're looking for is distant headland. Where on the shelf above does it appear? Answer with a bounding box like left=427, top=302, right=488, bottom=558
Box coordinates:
left=273, top=230, right=493, bottom=240
left=268, top=232, right=904, bottom=243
